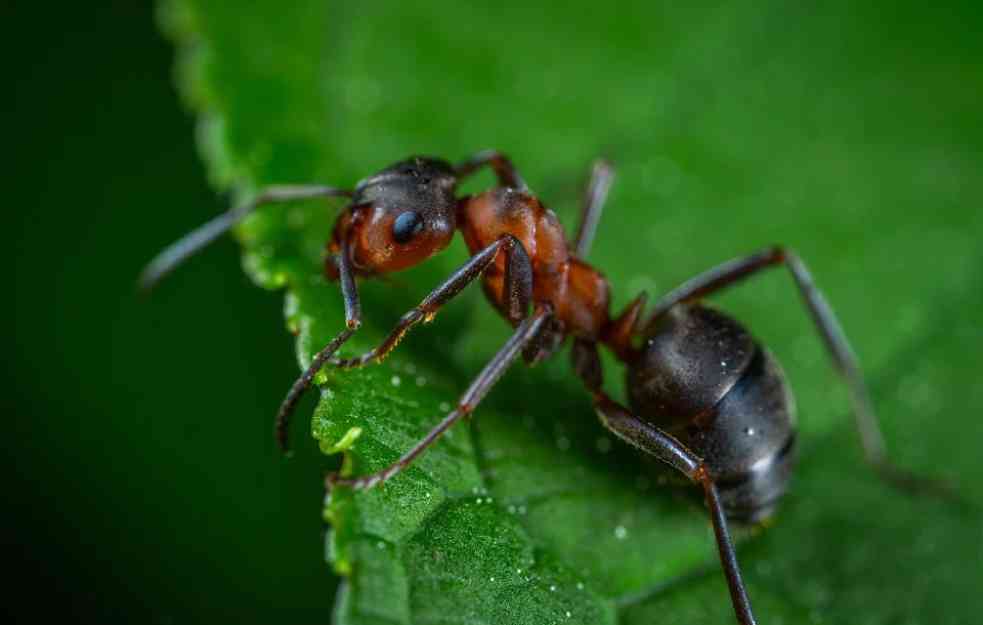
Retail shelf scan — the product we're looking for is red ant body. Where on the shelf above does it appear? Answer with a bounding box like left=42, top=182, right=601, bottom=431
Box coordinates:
left=142, top=151, right=947, bottom=625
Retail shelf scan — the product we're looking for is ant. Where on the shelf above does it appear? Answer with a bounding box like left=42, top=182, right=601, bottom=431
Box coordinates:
left=142, top=150, right=951, bottom=625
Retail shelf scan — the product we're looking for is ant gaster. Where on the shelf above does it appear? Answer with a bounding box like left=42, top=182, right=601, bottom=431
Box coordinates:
left=142, top=150, right=949, bottom=625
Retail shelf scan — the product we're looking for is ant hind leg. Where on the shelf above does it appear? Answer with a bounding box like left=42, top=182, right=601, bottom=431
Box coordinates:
left=643, top=246, right=960, bottom=502
left=593, top=392, right=758, bottom=625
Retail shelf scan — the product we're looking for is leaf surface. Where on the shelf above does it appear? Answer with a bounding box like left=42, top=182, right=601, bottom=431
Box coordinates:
left=163, top=1, right=983, bottom=622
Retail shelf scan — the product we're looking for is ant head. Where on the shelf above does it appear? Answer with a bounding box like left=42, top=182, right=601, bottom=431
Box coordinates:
left=342, top=156, right=458, bottom=274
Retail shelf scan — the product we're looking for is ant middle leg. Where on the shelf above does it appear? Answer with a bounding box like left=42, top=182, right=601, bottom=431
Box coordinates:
left=593, top=392, right=758, bottom=625
left=642, top=246, right=955, bottom=499
left=328, top=234, right=533, bottom=370
left=278, top=235, right=532, bottom=450
left=328, top=305, right=552, bottom=491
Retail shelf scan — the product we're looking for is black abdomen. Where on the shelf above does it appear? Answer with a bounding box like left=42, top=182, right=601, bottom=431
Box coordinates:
left=627, top=305, right=798, bottom=521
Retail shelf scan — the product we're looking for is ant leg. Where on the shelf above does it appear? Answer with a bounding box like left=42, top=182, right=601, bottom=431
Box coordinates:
left=572, top=159, right=616, bottom=259
left=276, top=234, right=361, bottom=451
left=454, top=150, right=528, bottom=190
left=329, top=234, right=532, bottom=369
left=139, top=185, right=352, bottom=291
left=593, top=392, right=758, bottom=625
left=522, top=314, right=565, bottom=364
left=577, top=341, right=757, bottom=623
left=643, top=246, right=954, bottom=498
left=571, top=338, right=603, bottom=391
left=601, top=293, right=648, bottom=361
left=282, top=234, right=530, bottom=449
left=328, top=306, right=551, bottom=490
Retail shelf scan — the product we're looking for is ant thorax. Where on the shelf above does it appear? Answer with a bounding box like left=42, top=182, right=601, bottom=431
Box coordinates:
left=458, top=186, right=611, bottom=341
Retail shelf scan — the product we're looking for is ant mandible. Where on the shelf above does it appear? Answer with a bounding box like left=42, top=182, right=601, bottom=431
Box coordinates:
left=141, top=150, right=945, bottom=625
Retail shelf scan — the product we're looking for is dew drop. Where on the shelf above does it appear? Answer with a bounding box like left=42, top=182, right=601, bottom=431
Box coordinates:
left=439, top=401, right=451, bottom=412
left=576, top=582, right=584, bottom=590
left=743, top=427, right=756, bottom=436
left=416, top=376, right=427, bottom=387
left=614, top=525, right=628, bottom=540
left=390, top=375, right=401, bottom=387
left=550, top=585, right=557, bottom=592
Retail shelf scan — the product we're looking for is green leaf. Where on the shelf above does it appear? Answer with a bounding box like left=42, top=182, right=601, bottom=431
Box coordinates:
left=162, top=1, right=983, bottom=623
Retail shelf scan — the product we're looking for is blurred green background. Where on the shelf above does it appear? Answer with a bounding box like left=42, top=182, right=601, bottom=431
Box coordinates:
left=7, top=3, right=336, bottom=622
left=6, top=1, right=982, bottom=624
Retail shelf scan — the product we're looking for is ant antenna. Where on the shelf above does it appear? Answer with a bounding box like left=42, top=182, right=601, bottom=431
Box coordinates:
left=138, top=185, right=352, bottom=291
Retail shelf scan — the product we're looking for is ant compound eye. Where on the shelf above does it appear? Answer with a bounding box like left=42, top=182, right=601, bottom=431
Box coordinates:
left=392, top=210, right=424, bottom=244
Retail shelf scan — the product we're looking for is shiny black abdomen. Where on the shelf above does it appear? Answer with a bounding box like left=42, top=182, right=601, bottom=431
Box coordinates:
left=627, top=305, right=798, bottom=521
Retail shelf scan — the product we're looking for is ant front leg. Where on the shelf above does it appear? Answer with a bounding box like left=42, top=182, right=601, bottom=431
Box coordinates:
left=139, top=184, right=352, bottom=291
left=454, top=150, right=527, bottom=190
left=279, top=235, right=532, bottom=450
left=275, top=233, right=362, bottom=451
left=644, top=246, right=955, bottom=499
left=329, top=234, right=532, bottom=369
left=322, top=237, right=537, bottom=489
left=593, top=392, right=758, bottom=625
left=329, top=306, right=551, bottom=491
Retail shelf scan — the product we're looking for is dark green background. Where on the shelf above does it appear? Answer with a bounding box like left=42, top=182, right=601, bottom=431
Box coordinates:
left=7, top=3, right=335, bottom=622
left=6, top=1, right=982, bottom=624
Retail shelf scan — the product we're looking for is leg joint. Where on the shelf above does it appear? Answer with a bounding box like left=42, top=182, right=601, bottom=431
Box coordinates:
left=690, top=463, right=711, bottom=484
